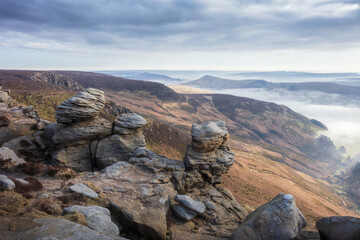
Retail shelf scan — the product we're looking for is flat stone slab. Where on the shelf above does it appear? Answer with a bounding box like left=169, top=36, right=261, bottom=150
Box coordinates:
left=69, top=183, right=99, bottom=199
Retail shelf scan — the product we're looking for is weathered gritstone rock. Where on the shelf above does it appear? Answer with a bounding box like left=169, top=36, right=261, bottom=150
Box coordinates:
left=0, top=217, right=128, bottom=240
left=69, top=183, right=99, bottom=199
left=99, top=160, right=177, bottom=240
left=174, top=195, right=206, bottom=214
left=184, top=121, right=234, bottom=188
left=55, top=88, right=105, bottom=124
left=0, top=106, right=40, bottom=145
left=52, top=118, right=112, bottom=145
left=52, top=144, right=92, bottom=172
left=0, top=174, right=15, bottom=190
left=0, top=88, right=11, bottom=108
left=0, top=146, right=25, bottom=165
left=230, top=193, right=307, bottom=240
left=114, top=113, right=147, bottom=135
left=316, top=216, right=360, bottom=240
left=64, top=205, right=120, bottom=236
left=95, top=132, right=146, bottom=169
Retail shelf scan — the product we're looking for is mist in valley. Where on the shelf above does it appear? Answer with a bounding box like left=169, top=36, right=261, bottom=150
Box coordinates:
left=218, top=87, right=360, bottom=157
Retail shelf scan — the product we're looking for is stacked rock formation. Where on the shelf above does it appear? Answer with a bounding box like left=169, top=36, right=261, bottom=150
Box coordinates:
left=184, top=121, right=234, bottom=189
left=47, top=88, right=147, bottom=171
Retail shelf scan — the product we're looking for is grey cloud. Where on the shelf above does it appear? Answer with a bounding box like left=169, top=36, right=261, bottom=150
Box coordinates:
left=0, top=0, right=359, bottom=51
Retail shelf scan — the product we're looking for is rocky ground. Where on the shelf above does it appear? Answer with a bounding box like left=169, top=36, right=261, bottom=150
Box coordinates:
left=0, top=86, right=359, bottom=240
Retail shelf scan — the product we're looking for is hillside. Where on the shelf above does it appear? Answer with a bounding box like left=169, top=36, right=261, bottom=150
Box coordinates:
left=0, top=70, right=358, bottom=230
left=184, top=75, right=360, bottom=96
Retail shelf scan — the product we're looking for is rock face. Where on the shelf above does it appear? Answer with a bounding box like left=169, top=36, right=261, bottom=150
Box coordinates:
left=230, top=193, right=307, bottom=240
left=0, top=217, right=127, bottom=240
left=64, top=205, right=120, bottom=236
left=55, top=88, right=105, bottom=124
left=316, top=216, right=360, bottom=240
left=184, top=121, right=234, bottom=188
left=171, top=195, right=206, bottom=221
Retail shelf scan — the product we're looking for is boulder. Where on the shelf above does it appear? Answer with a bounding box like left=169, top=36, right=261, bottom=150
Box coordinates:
left=55, top=88, right=105, bottom=124
left=95, top=133, right=146, bottom=169
left=0, top=106, right=39, bottom=145
left=52, top=118, right=112, bottom=145
left=316, top=216, right=360, bottom=240
left=69, top=183, right=99, bottom=199
left=0, top=146, right=25, bottom=165
left=174, top=195, right=206, bottom=214
left=0, top=217, right=127, bottom=240
left=2, top=136, right=38, bottom=160
left=99, top=160, right=177, bottom=240
left=64, top=205, right=119, bottom=236
left=0, top=90, right=11, bottom=107
left=52, top=144, right=92, bottom=171
left=0, top=175, right=15, bottom=190
left=230, top=193, right=306, bottom=240
left=171, top=204, right=198, bottom=221
left=114, top=113, right=147, bottom=135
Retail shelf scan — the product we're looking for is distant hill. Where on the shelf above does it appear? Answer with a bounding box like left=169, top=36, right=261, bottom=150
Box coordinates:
left=127, top=72, right=183, bottom=83
left=231, top=71, right=360, bottom=79
left=184, top=75, right=360, bottom=96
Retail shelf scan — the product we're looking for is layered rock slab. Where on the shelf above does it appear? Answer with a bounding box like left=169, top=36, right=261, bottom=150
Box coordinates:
left=55, top=88, right=105, bottom=124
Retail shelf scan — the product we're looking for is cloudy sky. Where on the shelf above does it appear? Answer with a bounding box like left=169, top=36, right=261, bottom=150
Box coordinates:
left=1, top=0, right=360, bottom=71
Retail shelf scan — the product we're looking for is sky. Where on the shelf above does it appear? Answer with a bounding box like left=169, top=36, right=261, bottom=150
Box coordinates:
left=0, top=0, right=360, bottom=71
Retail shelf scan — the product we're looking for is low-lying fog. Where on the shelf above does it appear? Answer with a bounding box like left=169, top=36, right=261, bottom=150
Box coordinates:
left=218, top=88, right=360, bottom=156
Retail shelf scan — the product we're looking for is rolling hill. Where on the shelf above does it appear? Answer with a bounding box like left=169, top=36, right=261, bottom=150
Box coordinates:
left=184, top=75, right=360, bottom=96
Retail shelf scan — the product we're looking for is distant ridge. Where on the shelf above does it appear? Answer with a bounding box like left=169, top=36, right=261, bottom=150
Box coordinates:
left=127, top=72, right=183, bottom=83
left=184, top=75, right=360, bottom=96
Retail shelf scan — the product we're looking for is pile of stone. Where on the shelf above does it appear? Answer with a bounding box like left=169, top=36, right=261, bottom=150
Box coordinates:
left=46, top=88, right=147, bottom=171
left=184, top=121, right=234, bottom=189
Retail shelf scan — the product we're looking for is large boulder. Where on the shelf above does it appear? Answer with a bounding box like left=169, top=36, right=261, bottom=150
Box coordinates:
left=316, top=216, right=360, bottom=240
left=64, top=205, right=119, bottom=236
left=55, top=88, right=105, bottom=124
left=0, top=217, right=127, bottom=240
left=99, top=161, right=177, bottom=240
left=230, top=193, right=306, bottom=240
